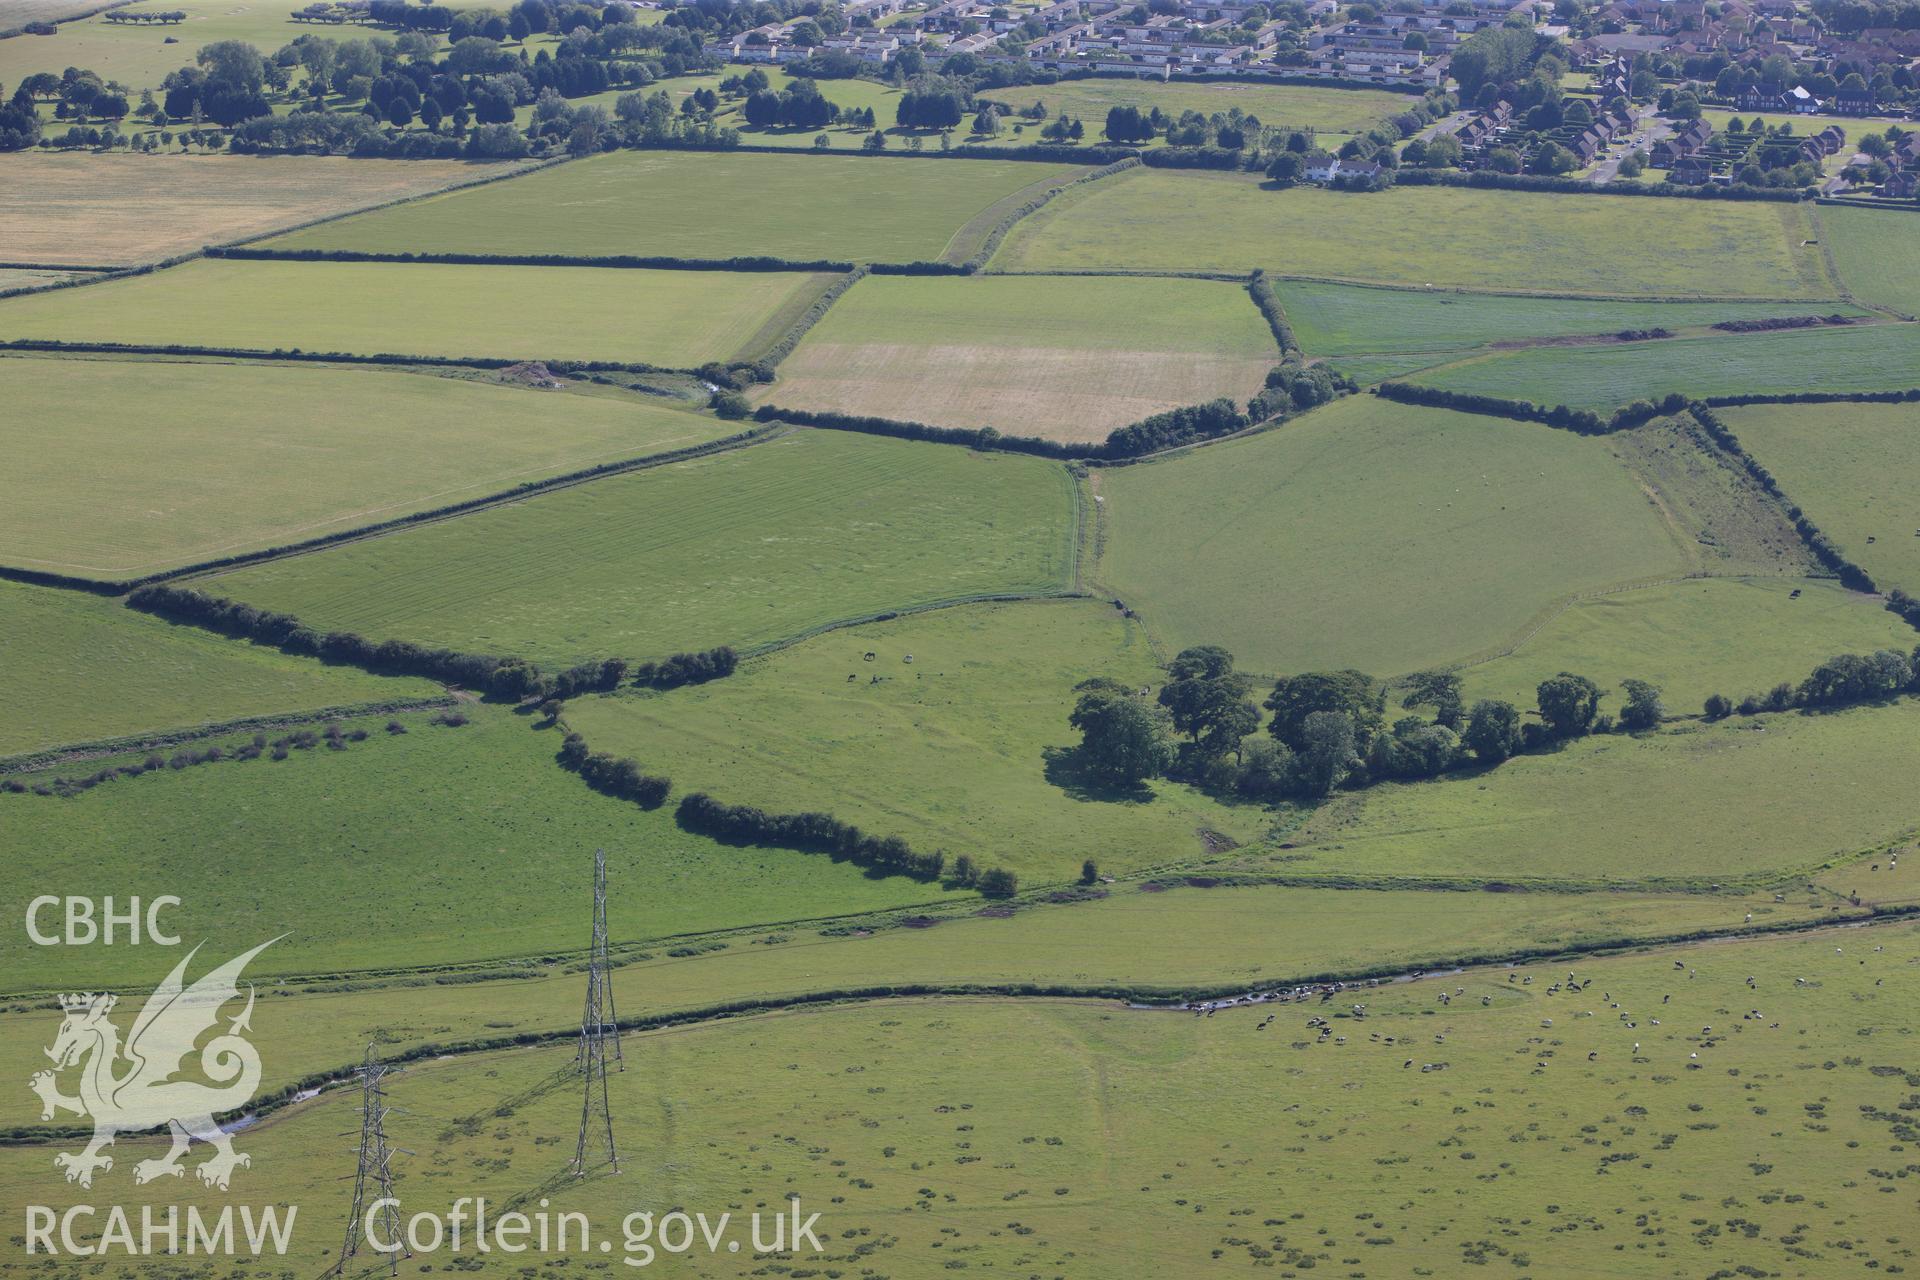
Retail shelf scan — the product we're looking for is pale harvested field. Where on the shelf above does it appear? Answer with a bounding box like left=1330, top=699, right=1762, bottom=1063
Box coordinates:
left=2, top=0, right=117, bottom=25
left=0, top=267, right=82, bottom=291
left=759, top=275, right=1277, bottom=441
left=0, top=153, right=526, bottom=266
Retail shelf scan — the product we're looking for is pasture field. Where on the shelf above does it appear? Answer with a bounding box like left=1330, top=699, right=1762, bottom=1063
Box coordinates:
left=1275, top=279, right=1865, bottom=356
left=990, top=165, right=1832, bottom=297
left=759, top=273, right=1277, bottom=440
left=1722, top=398, right=1920, bottom=594
left=0, top=355, right=731, bottom=577
left=1457, top=576, right=1917, bottom=714
left=207, top=429, right=1079, bottom=665
left=0, top=579, right=431, bottom=757
left=1283, top=697, right=1920, bottom=883
left=264, top=151, right=1092, bottom=265
left=1820, top=203, right=1920, bottom=315
left=0, top=153, right=515, bottom=267
left=1406, top=319, right=1920, bottom=410
left=0, top=257, right=837, bottom=366
left=1094, top=395, right=1688, bottom=676
left=978, top=77, right=1413, bottom=141
left=565, top=599, right=1271, bottom=882
left=2, top=923, right=1910, bottom=1276
left=0, top=0, right=348, bottom=90
left=0, top=704, right=956, bottom=984
left=0, top=882, right=1776, bottom=1110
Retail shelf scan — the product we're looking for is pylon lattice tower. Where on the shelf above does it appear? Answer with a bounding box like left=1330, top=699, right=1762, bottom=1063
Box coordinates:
left=573, top=846, right=621, bottom=1177
left=325, top=1044, right=407, bottom=1278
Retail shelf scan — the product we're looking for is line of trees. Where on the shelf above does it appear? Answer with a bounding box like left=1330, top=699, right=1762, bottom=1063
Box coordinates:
left=556, top=732, right=672, bottom=808
left=1375, top=382, right=1690, bottom=436
left=1069, top=646, right=1695, bottom=805
left=673, top=792, right=1006, bottom=889
left=1705, top=645, right=1920, bottom=719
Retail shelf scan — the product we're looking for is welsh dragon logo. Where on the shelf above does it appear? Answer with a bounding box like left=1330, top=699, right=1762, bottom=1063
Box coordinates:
left=29, top=938, right=279, bottom=1191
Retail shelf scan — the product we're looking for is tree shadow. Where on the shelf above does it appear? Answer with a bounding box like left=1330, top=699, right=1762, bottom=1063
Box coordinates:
left=1041, top=745, right=1156, bottom=805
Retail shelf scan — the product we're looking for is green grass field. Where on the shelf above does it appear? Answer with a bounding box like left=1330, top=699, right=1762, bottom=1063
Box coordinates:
left=1282, top=697, right=1920, bottom=883
left=0, top=703, right=957, bottom=983
left=1276, top=279, right=1864, bottom=356
left=0, top=881, right=1790, bottom=1124
left=0, top=0, right=323, bottom=92
left=0, top=258, right=838, bottom=366
left=978, top=77, right=1413, bottom=142
left=760, top=273, right=1277, bottom=440
left=991, top=166, right=1833, bottom=297
left=1820, top=203, right=1920, bottom=316
left=3, top=922, right=1908, bottom=1276
left=1407, top=320, right=1920, bottom=410
left=1095, top=395, right=1688, bottom=677
left=264, top=150, right=1090, bottom=265
left=1721, top=398, right=1920, bottom=595
left=565, top=599, right=1270, bottom=883
left=206, top=429, right=1078, bottom=666
left=1457, top=576, right=1917, bottom=714
left=0, top=579, right=433, bottom=757
left=0, top=355, right=730, bottom=577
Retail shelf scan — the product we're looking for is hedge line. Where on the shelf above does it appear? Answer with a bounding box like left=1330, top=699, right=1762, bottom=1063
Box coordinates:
left=757, top=396, right=1252, bottom=462
left=663, top=139, right=1142, bottom=165
left=1394, top=168, right=1811, bottom=203
left=963, top=155, right=1141, bottom=272
left=748, top=266, right=868, bottom=368
left=1374, top=381, right=1689, bottom=435
left=0, top=338, right=673, bottom=375
left=557, top=731, right=671, bottom=809
left=1688, top=404, right=1881, bottom=596
left=0, top=424, right=774, bottom=593
left=1711, top=313, right=1856, bottom=334
left=124, top=585, right=747, bottom=700
left=676, top=791, right=968, bottom=886
left=1700, top=387, right=1920, bottom=409
left=0, top=697, right=454, bottom=776
left=1246, top=269, right=1297, bottom=353
left=208, top=245, right=862, bottom=272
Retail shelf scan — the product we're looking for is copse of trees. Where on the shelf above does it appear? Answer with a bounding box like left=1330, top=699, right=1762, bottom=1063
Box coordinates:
left=1070, top=677, right=1176, bottom=784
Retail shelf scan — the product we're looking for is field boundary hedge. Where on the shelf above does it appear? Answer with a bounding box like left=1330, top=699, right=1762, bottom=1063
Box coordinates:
left=0, top=251, right=202, bottom=303
left=1688, top=403, right=1889, bottom=599
left=675, top=791, right=957, bottom=884
left=0, top=337, right=677, bottom=375
left=0, top=698, right=457, bottom=776
left=739, top=588, right=1092, bottom=660
left=744, top=267, right=868, bottom=368
left=1394, top=167, right=1812, bottom=203
left=1246, top=269, right=1297, bottom=352
left=756, top=396, right=1254, bottom=461
left=207, top=245, right=865, bottom=272
left=0, top=423, right=778, bottom=593
left=963, top=156, right=1141, bottom=271
left=1373, top=380, right=1689, bottom=434
left=5, top=903, right=1906, bottom=1146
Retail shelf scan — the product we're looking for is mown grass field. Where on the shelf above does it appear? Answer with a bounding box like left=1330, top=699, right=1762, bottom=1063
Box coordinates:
left=1457, top=576, right=1917, bottom=714
left=566, top=599, right=1268, bottom=882
left=4, top=923, right=1909, bottom=1276
left=1723, top=398, right=1920, bottom=594
left=208, top=429, right=1078, bottom=665
left=1283, top=697, right=1920, bottom=883
left=0, top=579, right=432, bottom=757
left=1276, top=279, right=1864, bottom=356
left=0, top=257, right=836, bottom=366
left=0, top=0, right=342, bottom=90
left=1407, top=320, right=1920, bottom=410
left=1096, top=395, right=1688, bottom=676
left=265, top=150, right=1090, bottom=265
left=0, top=355, right=731, bottom=577
left=1820, top=202, right=1920, bottom=316
left=991, top=166, right=1832, bottom=296
left=0, top=704, right=956, bottom=983
left=760, top=273, right=1277, bottom=440
left=0, top=153, right=512, bottom=267
left=978, top=77, right=1413, bottom=142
